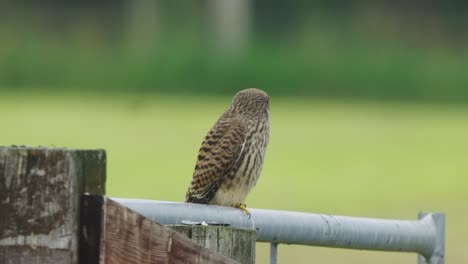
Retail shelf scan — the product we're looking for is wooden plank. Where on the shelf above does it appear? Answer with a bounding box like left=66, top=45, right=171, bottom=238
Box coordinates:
left=0, top=147, right=106, bottom=264
left=170, top=225, right=256, bottom=264
left=80, top=195, right=239, bottom=264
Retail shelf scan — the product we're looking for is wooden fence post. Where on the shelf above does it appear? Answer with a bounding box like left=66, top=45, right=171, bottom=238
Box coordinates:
left=0, top=147, right=106, bottom=264
left=170, top=225, right=256, bottom=264
left=81, top=195, right=239, bottom=264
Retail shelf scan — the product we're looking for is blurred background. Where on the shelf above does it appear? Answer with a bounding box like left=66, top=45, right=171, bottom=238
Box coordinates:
left=1, top=0, right=467, bottom=263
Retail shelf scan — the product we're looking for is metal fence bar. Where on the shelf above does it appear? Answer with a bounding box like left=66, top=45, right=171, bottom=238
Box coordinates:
left=112, top=198, right=444, bottom=262
left=418, top=213, right=445, bottom=264
left=270, top=243, right=278, bottom=264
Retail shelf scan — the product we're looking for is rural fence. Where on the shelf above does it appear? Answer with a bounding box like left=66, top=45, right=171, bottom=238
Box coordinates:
left=0, top=147, right=444, bottom=264
left=114, top=198, right=445, bottom=264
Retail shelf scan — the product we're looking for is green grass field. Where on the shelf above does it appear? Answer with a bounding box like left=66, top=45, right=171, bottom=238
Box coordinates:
left=1, top=93, right=467, bottom=263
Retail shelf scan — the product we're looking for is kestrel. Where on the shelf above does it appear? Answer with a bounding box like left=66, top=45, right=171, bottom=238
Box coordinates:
left=185, top=88, right=270, bottom=215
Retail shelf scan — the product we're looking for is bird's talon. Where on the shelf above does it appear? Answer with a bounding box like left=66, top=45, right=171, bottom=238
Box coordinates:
left=236, top=203, right=250, bottom=217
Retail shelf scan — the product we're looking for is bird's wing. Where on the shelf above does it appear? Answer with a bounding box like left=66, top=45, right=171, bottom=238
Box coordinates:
left=185, top=116, right=247, bottom=203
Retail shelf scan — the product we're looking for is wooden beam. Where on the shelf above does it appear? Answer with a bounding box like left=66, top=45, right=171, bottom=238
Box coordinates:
left=171, top=225, right=256, bottom=264
left=0, top=147, right=106, bottom=264
left=80, top=195, right=239, bottom=264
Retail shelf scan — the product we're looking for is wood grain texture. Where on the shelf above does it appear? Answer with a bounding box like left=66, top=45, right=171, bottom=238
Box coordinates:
left=93, top=196, right=239, bottom=264
left=170, top=225, right=256, bottom=264
left=0, top=147, right=106, bottom=264
left=0, top=246, right=71, bottom=264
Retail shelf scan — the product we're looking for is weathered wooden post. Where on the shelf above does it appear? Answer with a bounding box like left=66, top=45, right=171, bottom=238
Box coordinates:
left=81, top=195, right=240, bottom=264
left=0, top=147, right=252, bottom=264
left=171, top=224, right=256, bottom=264
left=0, top=147, right=106, bottom=264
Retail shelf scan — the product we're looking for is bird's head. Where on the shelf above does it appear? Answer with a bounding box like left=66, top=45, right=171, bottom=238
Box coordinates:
left=230, top=88, right=269, bottom=119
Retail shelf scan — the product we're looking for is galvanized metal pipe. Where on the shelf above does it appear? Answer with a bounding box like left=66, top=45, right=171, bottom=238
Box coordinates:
left=270, top=243, right=278, bottom=264
left=112, top=198, right=443, bottom=261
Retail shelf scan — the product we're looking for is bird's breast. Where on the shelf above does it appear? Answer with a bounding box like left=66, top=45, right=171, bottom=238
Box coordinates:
left=210, top=120, right=269, bottom=206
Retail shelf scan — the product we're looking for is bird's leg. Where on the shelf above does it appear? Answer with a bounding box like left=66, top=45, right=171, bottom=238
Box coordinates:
left=235, top=203, right=251, bottom=217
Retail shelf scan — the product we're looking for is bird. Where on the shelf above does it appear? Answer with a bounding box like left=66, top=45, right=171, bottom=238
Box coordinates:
left=185, top=88, right=270, bottom=216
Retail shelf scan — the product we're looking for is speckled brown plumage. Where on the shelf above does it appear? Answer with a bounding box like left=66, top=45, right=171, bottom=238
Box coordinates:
left=185, top=88, right=270, bottom=208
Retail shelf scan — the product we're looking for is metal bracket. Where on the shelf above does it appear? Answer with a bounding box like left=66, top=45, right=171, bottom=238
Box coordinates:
left=418, top=213, right=445, bottom=264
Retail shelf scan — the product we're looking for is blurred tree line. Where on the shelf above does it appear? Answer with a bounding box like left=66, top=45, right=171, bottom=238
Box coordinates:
left=0, top=0, right=467, bottom=102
